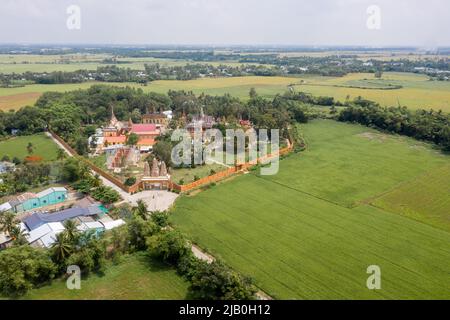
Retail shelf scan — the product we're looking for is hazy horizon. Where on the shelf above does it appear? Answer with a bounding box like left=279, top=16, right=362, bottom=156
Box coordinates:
left=0, top=0, right=449, bottom=47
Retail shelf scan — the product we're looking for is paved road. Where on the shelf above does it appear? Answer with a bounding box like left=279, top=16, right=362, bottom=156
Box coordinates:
left=46, top=132, right=179, bottom=211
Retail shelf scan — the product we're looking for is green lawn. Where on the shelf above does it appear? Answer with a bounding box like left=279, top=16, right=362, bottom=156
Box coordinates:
left=0, top=133, right=60, bottom=161
left=171, top=163, right=228, bottom=184
left=21, top=252, right=189, bottom=300
left=170, top=120, right=450, bottom=299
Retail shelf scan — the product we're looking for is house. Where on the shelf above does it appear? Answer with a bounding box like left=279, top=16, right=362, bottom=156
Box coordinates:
left=23, top=205, right=103, bottom=230
left=88, top=128, right=105, bottom=151
left=27, top=222, right=65, bottom=248
left=25, top=217, right=125, bottom=248
left=0, top=161, right=16, bottom=174
left=2, top=187, right=68, bottom=214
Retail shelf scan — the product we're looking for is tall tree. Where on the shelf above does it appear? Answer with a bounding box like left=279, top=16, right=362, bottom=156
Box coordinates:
left=26, top=142, right=34, bottom=155
left=51, top=232, right=73, bottom=264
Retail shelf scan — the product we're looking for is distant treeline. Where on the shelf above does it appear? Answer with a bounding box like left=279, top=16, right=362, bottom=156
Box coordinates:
left=0, top=63, right=282, bottom=85
left=338, top=99, right=450, bottom=151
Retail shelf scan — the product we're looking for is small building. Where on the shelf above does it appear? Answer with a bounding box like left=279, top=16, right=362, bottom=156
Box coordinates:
left=142, top=112, right=169, bottom=128
left=3, top=187, right=68, bottom=214
left=23, top=205, right=103, bottom=230
left=0, top=161, right=16, bottom=174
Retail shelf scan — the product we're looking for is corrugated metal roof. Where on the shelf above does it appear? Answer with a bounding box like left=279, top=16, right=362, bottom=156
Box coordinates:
left=24, top=206, right=102, bottom=230
left=36, top=187, right=67, bottom=198
left=0, top=202, right=12, bottom=212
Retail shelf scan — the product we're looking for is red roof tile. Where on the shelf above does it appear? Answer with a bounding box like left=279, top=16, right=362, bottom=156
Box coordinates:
left=131, top=124, right=157, bottom=133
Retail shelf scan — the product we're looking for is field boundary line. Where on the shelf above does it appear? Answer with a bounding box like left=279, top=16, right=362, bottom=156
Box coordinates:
left=355, top=163, right=450, bottom=207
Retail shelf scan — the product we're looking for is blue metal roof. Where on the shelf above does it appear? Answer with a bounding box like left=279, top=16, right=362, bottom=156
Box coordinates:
left=24, top=206, right=103, bottom=230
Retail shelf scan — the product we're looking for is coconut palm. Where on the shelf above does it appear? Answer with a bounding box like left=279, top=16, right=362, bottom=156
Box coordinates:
left=9, top=225, right=28, bottom=245
left=63, top=219, right=80, bottom=244
left=57, top=148, right=66, bottom=161
left=133, top=200, right=148, bottom=220
left=51, top=232, right=73, bottom=263
left=26, top=142, right=34, bottom=155
left=0, top=211, right=18, bottom=235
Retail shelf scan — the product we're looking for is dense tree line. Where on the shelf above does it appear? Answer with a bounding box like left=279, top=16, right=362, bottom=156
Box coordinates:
left=0, top=63, right=282, bottom=86
left=338, top=102, right=450, bottom=151
left=0, top=86, right=309, bottom=154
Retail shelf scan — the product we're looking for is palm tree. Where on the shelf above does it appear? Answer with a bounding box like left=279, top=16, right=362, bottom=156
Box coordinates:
left=57, top=148, right=66, bottom=161
left=133, top=200, right=148, bottom=220
left=63, top=220, right=79, bottom=244
left=51, top=232, right=73, bottom=263
left=26, top=142, right=34, bottom=155
left=0, top=211, right=18, bottom=235
left=9, top=225, right=28, bottom=245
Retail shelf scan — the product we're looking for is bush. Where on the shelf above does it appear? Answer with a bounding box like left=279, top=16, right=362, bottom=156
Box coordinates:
left=128, top=216, right=159, bottom=251
left=0, top=246, right=57, bottom=296
left=189, top=260, right=256, bottom=300
left=65, top=234, right=107, bottom=275
left=124, top=176, right=137, bottom=186
left=146, top=230, right=190, bottom=265
left=150, top=211, right=169, bottom=228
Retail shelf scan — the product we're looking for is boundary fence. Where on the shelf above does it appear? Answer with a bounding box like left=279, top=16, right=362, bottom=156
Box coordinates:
left=49, top=130, right=294, bottom=194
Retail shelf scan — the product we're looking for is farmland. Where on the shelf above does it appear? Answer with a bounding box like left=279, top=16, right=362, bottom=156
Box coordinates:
left=2, top=71, right=450, bottom=112
left=170, top=120, right=450, bottom=299
left=372, top=164, right=450, bottom=233
left=0, top=76, right=299, bottom=111
left=291, top=72, right=450, bottom=112
left=20, top=252, right=189, bottom=300
left=0, top=133, right=60, bottom=161
left=263, top=120, right=448, bottom=207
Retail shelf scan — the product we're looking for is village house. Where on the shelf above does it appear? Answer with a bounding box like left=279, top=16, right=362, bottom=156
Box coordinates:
left=0, top=187, right=68, bottom=214
left=22, top=204, right=125, bottom=248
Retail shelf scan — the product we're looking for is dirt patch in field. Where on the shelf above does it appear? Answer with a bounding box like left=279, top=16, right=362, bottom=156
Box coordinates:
left=0, top=92, right=42, bottom=111
left=356, top=132, right=390, bottom=142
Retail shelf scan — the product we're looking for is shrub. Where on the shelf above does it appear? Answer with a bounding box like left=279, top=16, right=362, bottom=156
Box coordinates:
left=0, top=246, right=57, bottom=296
left=124, top=176, right=137, bottom=186
left=146, top=230, right=190, bottom=265
left=150, top=211, right=169, bottom=228
left=189, top=261, right=256, bottom=300
left=128, top=216, right=159, bottom=251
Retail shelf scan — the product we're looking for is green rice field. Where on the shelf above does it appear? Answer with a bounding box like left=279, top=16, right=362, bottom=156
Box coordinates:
left=170, top=120, right=450, bottom=299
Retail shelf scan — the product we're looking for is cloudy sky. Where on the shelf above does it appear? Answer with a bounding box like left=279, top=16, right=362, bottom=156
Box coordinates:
left=0, top=0, right=449, bottom=47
